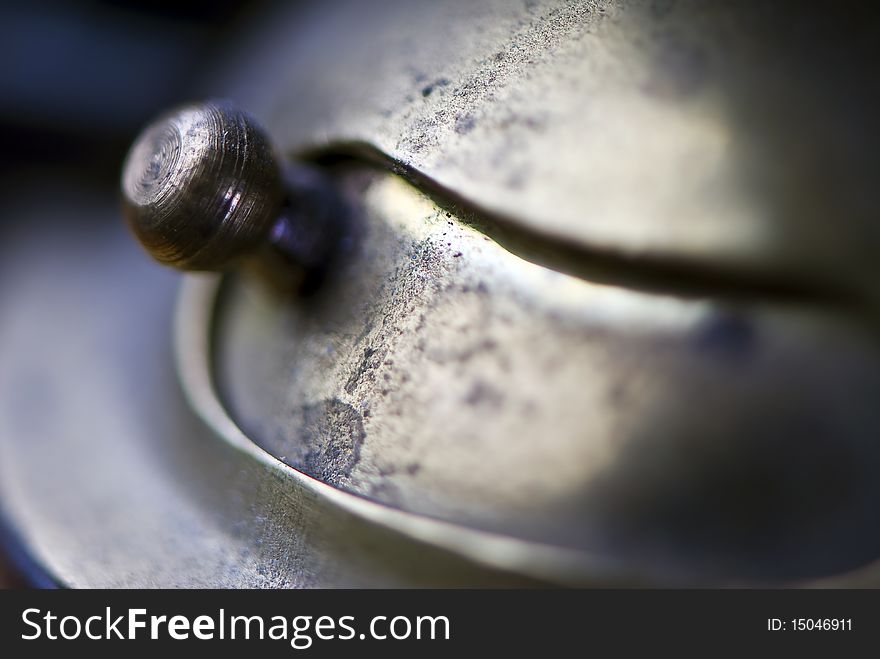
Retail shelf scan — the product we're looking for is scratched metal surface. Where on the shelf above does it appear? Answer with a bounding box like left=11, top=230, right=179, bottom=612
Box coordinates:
left=204, top=0, right=880, bottom=583
left=0, top=182, right=553, bottom=587
left=2, top=173, right=878, bottom=587
left=210, top=0, right=880, bottom=305
left=2, top=0, right=880, bottom=587
left=214, top=167, right=880, bottom=584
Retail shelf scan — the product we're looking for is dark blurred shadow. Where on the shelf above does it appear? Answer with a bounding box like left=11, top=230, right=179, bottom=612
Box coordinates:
left=0, top=0, right=272, bottom=190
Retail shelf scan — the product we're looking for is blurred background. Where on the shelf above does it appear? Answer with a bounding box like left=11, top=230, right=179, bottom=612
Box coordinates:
left=0, top=0, right=273, bottom=199
left=1, top=0, right=879, bottom=588
left=0, top=0, right=276, bottom=587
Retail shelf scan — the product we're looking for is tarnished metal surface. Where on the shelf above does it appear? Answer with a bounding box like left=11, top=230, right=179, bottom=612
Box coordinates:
left=215, top=167, right=880, bottom=584
left=0, top=185, right=554, bottom=587
left=202, top=0, right=880, bottom=583
left=211, top=0, right=879, bottom=303
left=3, top=172, right=879, bottom=587
left=2, top=0, right=879, bottom=587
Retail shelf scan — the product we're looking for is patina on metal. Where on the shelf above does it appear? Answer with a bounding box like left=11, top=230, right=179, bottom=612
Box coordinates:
left=1, top=0, right=879, bottom=587
left=212, top=0, right=880, bottom=307
left=211, top=167, right=880, bottom=585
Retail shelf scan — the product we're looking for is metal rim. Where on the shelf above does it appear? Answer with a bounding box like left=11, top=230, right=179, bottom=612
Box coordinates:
left=173, top=273, right=665, bottom=587
left=175, top=274, right=880, bottom=589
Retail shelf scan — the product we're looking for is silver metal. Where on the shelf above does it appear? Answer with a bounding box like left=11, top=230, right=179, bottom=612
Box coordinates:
left=2, top=0, right=879, bottom=587
left=212, top=0, right=879, bottom=307
left=212, top=168, right=880, bottom=585
left=177, top=274, right=633, bottom=586
left=0, top=190, right=552, bottom=587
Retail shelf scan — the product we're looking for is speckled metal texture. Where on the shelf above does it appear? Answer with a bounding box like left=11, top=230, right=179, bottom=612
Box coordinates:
left=211, top=0, right=880, bottom=306
left=214, top=167, right=880, bottom=584
left=205, top=0, right=880, bottom=583
left=0, top=184, right=550, bottom=587
left=2, top=0, right=880, bottom=587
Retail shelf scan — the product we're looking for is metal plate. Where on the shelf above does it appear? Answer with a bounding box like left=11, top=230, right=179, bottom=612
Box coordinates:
left=214, top=167, right=880, bottom=584
left=3, top=0, right=880, bottom=587
left=208, top=0, right=880, bottom=304
left=0, top=184, right=565, bottom=587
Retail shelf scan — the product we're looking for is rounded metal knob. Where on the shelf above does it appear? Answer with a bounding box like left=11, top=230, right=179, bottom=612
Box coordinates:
left=121, top=101, right=284, bottom=271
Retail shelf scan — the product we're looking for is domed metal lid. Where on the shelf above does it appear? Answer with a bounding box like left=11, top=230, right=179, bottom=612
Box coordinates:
left=216, top=0, right=880, bottom=306
left=202, top=0, right=880, bottom=583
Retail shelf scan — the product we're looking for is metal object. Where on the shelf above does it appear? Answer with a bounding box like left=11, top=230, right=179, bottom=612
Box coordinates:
left=219, top=0, right=879, bottom=307
left=211, top=168, right=880, bottom=585
left=122, top=100, right=345, bottom=275
left=2, top=0, right=880, bottom=587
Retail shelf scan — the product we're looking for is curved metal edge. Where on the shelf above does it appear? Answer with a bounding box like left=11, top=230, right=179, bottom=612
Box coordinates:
left=0, top=509, right=59, bottom=589
left=175, top=274, right=880, bottom=589
left=174, top=273, right=662, bottom=587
